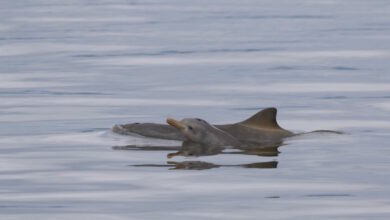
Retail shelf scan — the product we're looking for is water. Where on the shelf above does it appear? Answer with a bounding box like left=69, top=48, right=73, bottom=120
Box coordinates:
left=1, top=0, right=390, bottom=219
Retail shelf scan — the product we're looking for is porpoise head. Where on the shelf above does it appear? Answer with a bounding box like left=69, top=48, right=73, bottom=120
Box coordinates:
left=166, top=117, right=239, bottom=147
left=166, top=118, right=213, bottom=144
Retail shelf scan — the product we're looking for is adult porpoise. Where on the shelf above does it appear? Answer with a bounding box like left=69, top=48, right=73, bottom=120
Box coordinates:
left=165, top=118, right=283, bottom=158
left=112, top=107, right=295, bottom=144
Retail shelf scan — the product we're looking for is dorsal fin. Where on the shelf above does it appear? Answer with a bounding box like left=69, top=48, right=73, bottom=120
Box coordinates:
left=239, top=107, right=282, bottom=129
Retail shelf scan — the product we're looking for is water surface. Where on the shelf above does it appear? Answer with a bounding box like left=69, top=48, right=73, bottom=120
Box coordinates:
left=1, top=0, right=390, bottom=219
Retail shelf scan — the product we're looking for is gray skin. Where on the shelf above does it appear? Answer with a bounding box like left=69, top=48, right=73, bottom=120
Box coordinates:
left=112, top=107, right=295, bottom=144
left=165, top=117, right=286, bottom=158
left=166, top=118, right=241, bottom=148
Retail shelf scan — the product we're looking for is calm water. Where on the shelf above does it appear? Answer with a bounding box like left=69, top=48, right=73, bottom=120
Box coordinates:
left=1, top=0, right=390, bottom=219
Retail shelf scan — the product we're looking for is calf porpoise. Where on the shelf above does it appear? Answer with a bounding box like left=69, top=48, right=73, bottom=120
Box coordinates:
left=165, top=117, right=284, bottom=158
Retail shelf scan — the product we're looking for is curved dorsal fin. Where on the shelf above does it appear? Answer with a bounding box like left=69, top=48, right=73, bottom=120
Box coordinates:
left=239, top=107, right=282, bottom=129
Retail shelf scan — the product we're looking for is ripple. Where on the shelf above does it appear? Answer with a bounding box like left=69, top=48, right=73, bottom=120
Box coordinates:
left=304, top=194, right=352, bottom=197
left=219, top=15, right=332, bottom=20
left=157, top=83, right=390, bottom=93
left=84, top=50, right=390, bottom=66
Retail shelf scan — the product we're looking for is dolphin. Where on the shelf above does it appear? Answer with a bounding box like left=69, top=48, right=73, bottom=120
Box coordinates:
left=112, top=107, right=295, bottom=143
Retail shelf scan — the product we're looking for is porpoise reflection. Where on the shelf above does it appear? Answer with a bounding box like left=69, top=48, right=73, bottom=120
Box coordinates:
left=164, top=141, right=282, bottom=159
left=113, top=140, right=281, bottom=158
left=113, top=142, right=279, bottom=170
left=132, top=161, right=278, bottom=170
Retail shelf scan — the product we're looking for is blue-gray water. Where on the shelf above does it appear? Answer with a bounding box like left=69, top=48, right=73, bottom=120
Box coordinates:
left=1, top=0, right=390, bottom=219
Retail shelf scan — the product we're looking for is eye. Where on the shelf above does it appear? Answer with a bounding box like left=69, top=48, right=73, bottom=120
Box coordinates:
left=188, top=126, right=193, bottom=130
left=196, top=118, right=202, bottom=122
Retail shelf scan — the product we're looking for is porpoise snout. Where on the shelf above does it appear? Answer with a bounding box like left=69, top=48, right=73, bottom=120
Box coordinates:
left=167, top=118, right=186, bottom=130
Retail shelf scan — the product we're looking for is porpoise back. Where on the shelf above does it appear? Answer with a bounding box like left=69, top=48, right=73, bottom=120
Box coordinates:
left=217, top=107, right=294, bottom=143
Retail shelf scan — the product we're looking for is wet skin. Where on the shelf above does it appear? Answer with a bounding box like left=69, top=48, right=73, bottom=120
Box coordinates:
left=113, top=107, right=295, bottom=144
left=166, top=117, right=241, bottom=148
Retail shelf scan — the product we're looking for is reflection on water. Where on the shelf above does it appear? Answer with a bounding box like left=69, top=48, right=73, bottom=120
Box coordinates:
left=133, top=161, right=278, bottom=170
left=165, top=140, right=282, bottom=158
left=114, top=137, right=281, bottom=170
left=113, top=139, right=281, bottom=159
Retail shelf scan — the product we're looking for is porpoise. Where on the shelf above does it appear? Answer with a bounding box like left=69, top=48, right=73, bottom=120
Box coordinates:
left=113, top=107, right=295, bottom=144
left=165, top=117, right=283, bottom=158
